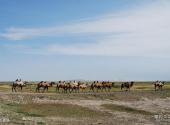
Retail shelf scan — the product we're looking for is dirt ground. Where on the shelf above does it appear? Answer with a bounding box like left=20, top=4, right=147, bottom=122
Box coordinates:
left=0, top=90, right=170, bottom=125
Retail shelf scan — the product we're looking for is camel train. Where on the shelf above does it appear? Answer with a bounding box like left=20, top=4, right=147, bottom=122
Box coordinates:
left=11, top=79, right=166, bottom=93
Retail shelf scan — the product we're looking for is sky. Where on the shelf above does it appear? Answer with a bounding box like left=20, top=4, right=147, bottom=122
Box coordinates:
left=0, top=0, right=170, bottom=81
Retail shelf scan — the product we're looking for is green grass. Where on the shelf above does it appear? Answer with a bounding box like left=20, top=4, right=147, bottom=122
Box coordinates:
left=102, top=104, right=154, bottom=115
left=15, top=104, right=105, bottom=118
left=37, top=122, right=45, bottom=125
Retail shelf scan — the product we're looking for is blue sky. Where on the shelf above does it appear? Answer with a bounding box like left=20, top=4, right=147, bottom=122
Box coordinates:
left=0, top=0, right=170, bottom=81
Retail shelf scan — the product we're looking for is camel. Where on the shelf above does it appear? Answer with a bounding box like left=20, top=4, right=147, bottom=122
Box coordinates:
left=56, top=81, right=70, bottom=93
left=121, top=81, right=134, bottom=91
left=90, top=81, right=103, bottom=92
left=154, top=81, right=165, bottom=91
left=102, top=81, right=115, bottom=91
left=36, top=81, right=54, bottom=92
left=79, top=83, right=87, bottom=92
left=12, top=79, right=28, bottom=92
left=69, top=81, right=80, bottom=93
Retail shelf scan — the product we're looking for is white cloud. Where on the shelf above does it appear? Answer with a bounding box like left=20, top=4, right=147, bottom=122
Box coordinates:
left=1, top=0, right=170, bottom=57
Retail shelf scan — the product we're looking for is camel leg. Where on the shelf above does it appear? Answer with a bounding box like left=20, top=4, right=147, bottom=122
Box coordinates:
left=121, top=84, right=123, bottom=90
left=66, top=88, right=69, bottom=93
left=92, top=87, right=94, bottom=92
left=65, top=88, right=67, bottom=93
left=108, top=87, right=111, bottom=92
left=12, top=85, right=16, bottom=92
left=44, top=86, right=48, bottom=92
left=102, top=87, right=104, bottom=92
left=77, top=87, right=79, bottom=93
left=62, top=88, right=64, bottom=93
left=99, top=87, right=103, bottom=92
left=12, top=86, right=13, bottom=92
left=36, top=87, right=38, bottom=92
left=38, top=87, right=40, bottom=92
left=14, top=87, right=17, bottom=92
left=91, top=87, right=94, bottom=92
left=107, top=87, right=108, bottom=92
left=90, top=86, right=93, bottom=92
left=46, top=86, right=48, bottom=92
left=56, top=86, right=58, bottom=92
left=105, top=87, right=108, bottom=92
left=21, top=86, right=23, bottom=91
left=155, top=85, right=157, bottom=91
left=42, top=87, right=45, bottom=93
left=57, top=87, right=60, bottom=93
left=56, top=87, right=58, bottom=92
left=101, top=87, right=103, bottom=92
left=12, top=87, right=15, bottom=92
left=160, top=86, right=162, bottom=91
left=63, top=88, right=66, bottom=93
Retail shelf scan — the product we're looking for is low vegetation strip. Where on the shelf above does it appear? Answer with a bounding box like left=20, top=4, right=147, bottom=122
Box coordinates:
left=102, top=104, right=154, bottom=115
left=15, top=104, right=105, bottom=118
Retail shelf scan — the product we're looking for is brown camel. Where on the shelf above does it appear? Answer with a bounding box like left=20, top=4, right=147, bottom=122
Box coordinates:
left=36, top=81, right=54, bottom=92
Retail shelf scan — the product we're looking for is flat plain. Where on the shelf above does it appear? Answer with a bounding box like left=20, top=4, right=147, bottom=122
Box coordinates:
left=0, top=82, right=170, bottom=125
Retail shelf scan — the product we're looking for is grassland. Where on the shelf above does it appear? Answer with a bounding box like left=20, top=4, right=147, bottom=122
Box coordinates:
left=0, top=81, right=170, bottom=93
left=0, top=81, right=170, bottom=125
